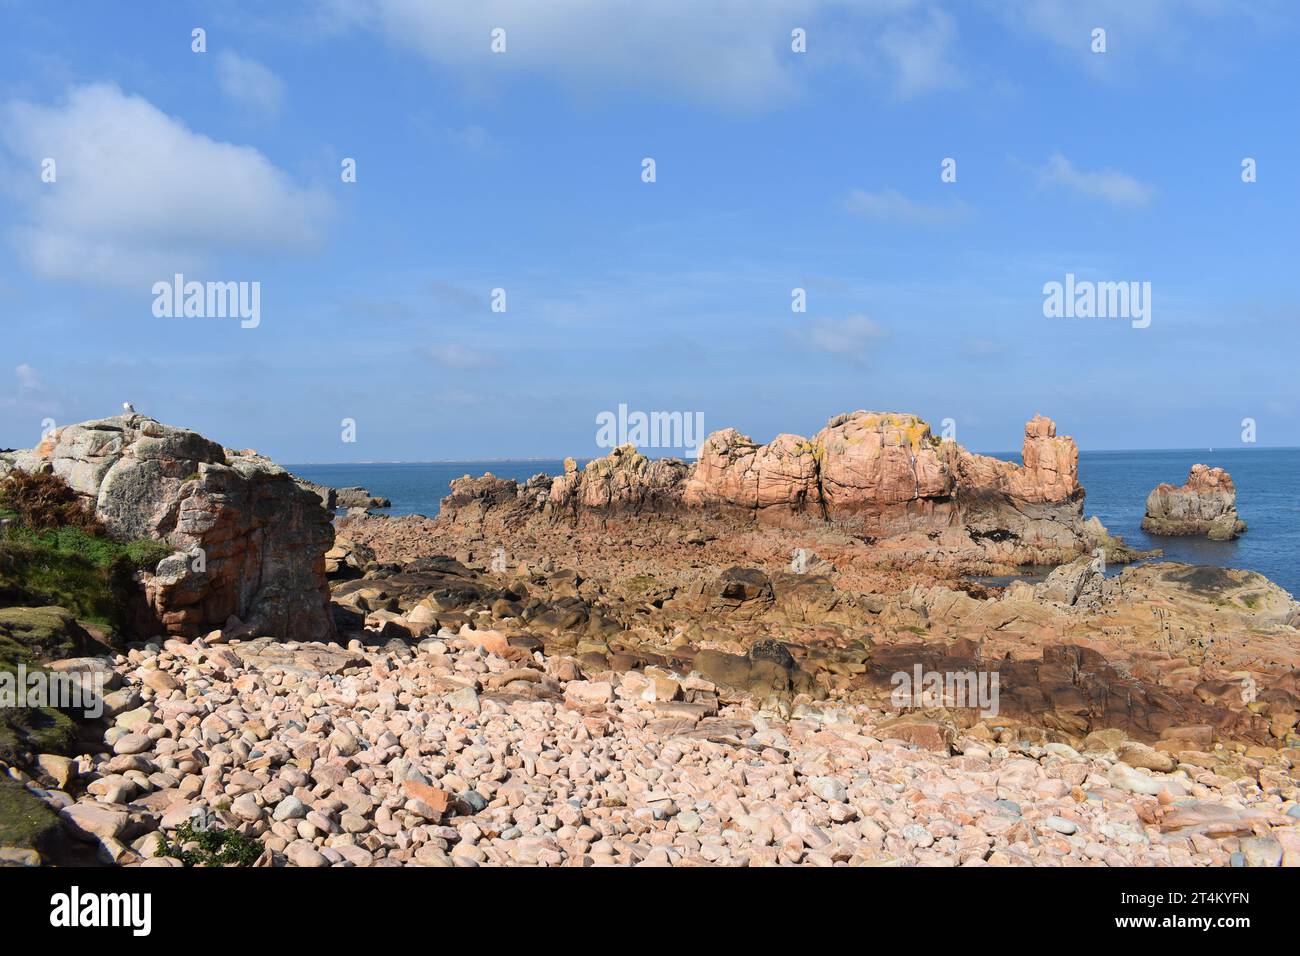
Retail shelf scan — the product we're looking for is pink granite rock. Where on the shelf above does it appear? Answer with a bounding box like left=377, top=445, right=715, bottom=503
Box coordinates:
left=1143, top=464, right=1246, bottom=540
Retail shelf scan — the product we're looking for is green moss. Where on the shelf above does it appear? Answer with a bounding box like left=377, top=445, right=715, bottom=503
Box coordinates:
left=4, top=523, right=170, bottom=572
left=123, top=538, right=173, bottom=570
left=624, top=574, right=660, bottom=594
left=0, top=606, right=89, bottom=661
left=0, top=703, right=76, bottom=761
left=0, top=777, right=61, bottom=852
left=0, top=606, right=102, bottom=761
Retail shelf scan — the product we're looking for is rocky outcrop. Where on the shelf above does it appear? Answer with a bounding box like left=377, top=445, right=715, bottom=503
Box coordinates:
left=1142, top=465, right=1246, bottom=540
left=8, top=414, right=334, bottom=641
left=684, top=430, right=822, bottom=515
left=686, top=412, right=1081, bottom=532
left=811, top=412, right=955, bottom=526
left=548, top=447, right=690, bottom=516
left=440, top=410, right=1097, bottom=569
left=294, top=478, right=390, bottom=514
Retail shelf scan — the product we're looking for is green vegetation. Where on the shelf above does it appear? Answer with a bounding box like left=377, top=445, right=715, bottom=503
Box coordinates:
left=0, top=606, right=101, bottom=760
left=0, top=776, right=61, bottom=852
left=0, top=468, right=103, bottom=532
left=0, top=470, right=168, bottom=761
left=0, top=522, right=170, bottom=628
left=0, top=469, right=173, bottom=632
left=156, top=819, right=263, bottom=867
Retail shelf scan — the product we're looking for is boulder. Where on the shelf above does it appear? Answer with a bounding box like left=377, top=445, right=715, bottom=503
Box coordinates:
left=10, top=414, right=334, bottom=641
left=1035, top=555, right=1104, bottom=608
left=683, top=430, right=821, bottom=514
left=547, top=447, right=689, bottom=515
left=813, top=412, right=955, bottom=527
left=693, top=639, right=817, bottom=700
left=703, top=567, right=775, bottom=620
left=1142, top=465, right=1246, bottom=540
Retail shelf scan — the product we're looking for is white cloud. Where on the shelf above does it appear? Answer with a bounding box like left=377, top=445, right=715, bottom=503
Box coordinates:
left=15, top=363, right=42, bottom=391
left=421, top=343, right=501, bottom=369
left=877, top=7, right=961, bottom=97
left=807, top=314, right=889, bottom=357
left=323, top=0, right=961, bottom=109
left=0, top=83, right=330, bottom=287
left=216, top=52, right=286, bottom=115
left=1035, top=152, right=1152, bottom=206
left=0, top=363, right=61, bottom=419
left=989, top=0, right=1264, bottom=71
left=843, top=188, right=970, bottom=225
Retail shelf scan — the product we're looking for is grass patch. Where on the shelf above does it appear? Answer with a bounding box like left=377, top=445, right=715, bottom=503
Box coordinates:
left=0, top=523, right=172, bottom=629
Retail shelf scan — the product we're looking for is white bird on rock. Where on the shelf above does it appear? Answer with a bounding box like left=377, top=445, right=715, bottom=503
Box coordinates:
left=122, top=402, right=136, bottom=414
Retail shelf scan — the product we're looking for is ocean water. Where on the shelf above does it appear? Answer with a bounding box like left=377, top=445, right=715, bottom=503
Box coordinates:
left=290, top=448, right=1300, bottom=597
left=290, top=461, right=573, bottom=519
left=1076, top=448, right=1300, bottom=597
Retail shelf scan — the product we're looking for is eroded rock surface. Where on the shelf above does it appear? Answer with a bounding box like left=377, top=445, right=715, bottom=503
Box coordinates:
left=8, top=415, right=334, bottom=641
left=1143, top=464, right=1246, bottom=540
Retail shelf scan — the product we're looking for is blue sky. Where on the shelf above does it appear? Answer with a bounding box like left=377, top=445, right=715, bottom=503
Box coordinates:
left=1, top=0, right=1297, bottom=461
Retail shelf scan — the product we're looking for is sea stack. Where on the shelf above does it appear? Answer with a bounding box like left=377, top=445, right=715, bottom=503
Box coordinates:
left=1142, top=464, right=1246, bottom=540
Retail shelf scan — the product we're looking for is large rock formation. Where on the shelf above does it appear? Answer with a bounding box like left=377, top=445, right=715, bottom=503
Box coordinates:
left=440, top=410, right=1098, bottom=569
left=1142, top=465, right=1246, bottom=541
left=3, top=414, right=334, bottom=641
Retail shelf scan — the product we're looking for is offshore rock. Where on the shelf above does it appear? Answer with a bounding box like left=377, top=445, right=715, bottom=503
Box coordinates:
left=1142, top=465, right=1246, bottom=540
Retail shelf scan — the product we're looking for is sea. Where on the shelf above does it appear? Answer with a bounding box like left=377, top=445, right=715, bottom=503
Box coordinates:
left=290, top=448, right=1300, bottom=597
